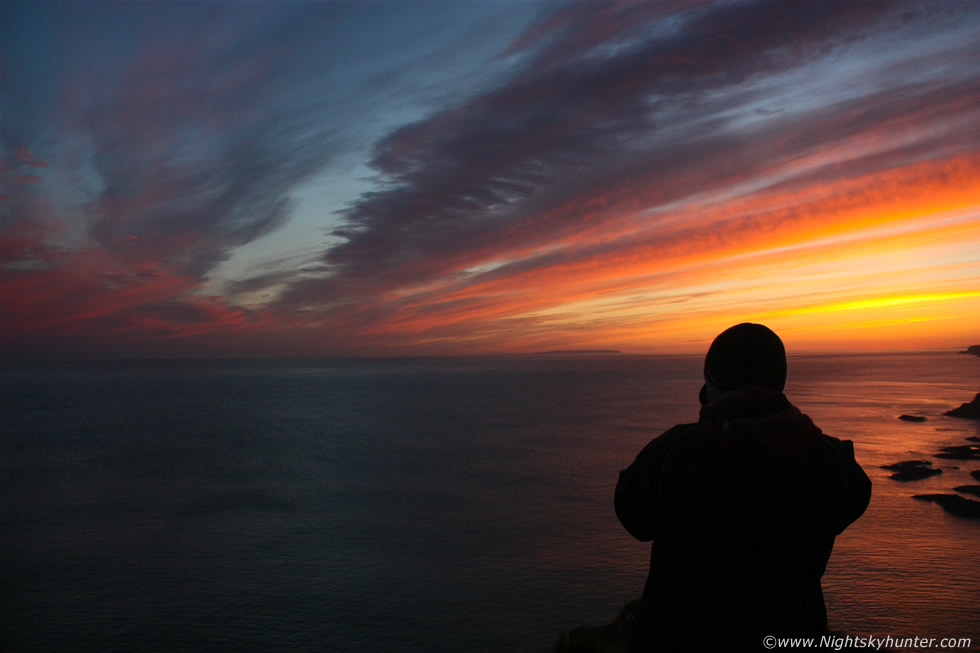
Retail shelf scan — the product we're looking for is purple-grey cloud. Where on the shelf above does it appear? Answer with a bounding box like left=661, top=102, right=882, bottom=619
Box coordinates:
left=271, top=0, right=977, bottom=314
left=3, top=2, right=347, bottom=280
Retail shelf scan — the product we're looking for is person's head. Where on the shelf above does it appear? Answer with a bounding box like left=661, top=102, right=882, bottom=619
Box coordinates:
left=700, top=323, right=787, bottom=404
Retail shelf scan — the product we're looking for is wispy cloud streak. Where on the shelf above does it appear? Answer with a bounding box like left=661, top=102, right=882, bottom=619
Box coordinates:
left=266, top=0, right=980, bottom=351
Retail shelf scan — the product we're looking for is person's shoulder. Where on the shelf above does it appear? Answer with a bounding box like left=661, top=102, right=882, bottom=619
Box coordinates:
left=793, top=409, right=856, bottom=454
left=658, top=422, right=700, bottom=441
left=648, top=422, right=703, bottom=455
left=812, top=431, right=869, bottom=489
left=809, top=428, right=872, bottom=526
left=814, top=431, right=858, bottom=456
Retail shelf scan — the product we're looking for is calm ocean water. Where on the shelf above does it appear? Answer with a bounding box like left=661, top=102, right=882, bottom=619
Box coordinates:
left=2, top=353, right=979, bottom=652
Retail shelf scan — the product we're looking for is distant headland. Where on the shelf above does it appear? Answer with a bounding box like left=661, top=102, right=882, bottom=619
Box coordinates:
left=533, top=349, right=623, bottom=355
left=960, top=345, right=980, bottom=357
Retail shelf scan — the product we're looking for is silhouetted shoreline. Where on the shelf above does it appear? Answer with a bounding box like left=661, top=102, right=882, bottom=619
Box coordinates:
left=533, top=350, right=624, bottom=355
left=945, top=393, right=980, bottom=419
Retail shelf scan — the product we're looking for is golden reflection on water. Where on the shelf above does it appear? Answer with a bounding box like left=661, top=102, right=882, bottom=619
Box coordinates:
left=782, top=354, right=980, bottom=641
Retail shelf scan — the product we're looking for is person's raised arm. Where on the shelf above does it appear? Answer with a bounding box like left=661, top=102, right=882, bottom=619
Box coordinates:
left=614, top=425, right=691, bottom=542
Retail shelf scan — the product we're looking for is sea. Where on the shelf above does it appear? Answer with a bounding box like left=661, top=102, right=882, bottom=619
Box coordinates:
left=2, top=352, right=979, bottom=652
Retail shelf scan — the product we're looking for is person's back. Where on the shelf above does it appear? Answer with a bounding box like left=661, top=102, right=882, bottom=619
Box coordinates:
left=615, top=324, right=871, bottom=652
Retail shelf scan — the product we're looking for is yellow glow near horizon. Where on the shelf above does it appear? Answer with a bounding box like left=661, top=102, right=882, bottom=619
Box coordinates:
left=789, top=292, right=980, bottom=315
left=416, top=173, right=980, bottom=354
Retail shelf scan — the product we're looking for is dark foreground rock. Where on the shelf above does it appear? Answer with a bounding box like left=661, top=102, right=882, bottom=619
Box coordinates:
left=953, top=485, right=980, bottom=498
left=881, top=460, right=942, bottom=481
left=549, top=602, right=888, bottom=653
left=552, top=600, right=639, bottom=653
left=934, top=444, right=980, bottom=460
left=971, top=470, right=980, bottom=482
left=945, top=392, right=980, bottom=419
left=913, top=494, right=980, bottom=519
left=898, top=414, right=927, bottom=422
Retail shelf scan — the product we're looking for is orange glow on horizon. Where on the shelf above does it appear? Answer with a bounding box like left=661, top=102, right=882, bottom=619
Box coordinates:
left=316, top=153, right=980, bottom=355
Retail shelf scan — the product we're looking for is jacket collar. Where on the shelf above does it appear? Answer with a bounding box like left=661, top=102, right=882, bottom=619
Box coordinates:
left=699, top=387, right=822, bottom=458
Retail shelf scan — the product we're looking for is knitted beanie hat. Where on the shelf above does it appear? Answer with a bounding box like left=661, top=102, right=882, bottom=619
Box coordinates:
left=703, top=323, right=787, bottom=392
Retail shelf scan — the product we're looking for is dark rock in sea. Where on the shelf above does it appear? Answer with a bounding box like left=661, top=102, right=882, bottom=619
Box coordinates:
left=881, top=460, right=932, bottom=470
left=945, top=392, right=980, bottom=419
left=953, top=485, right=980, bottom=498
left=934, top=444, right=980, bottom=460
left=912, top=493, right=980, bottom=519
left=971, top=470, right=980, bottom=482
left=898, top=414, right=927, bottom=422
left=880, top=460, right=942, bottom=481
left=960, top=344, right=980, bottom=357
left=891, top=469, right=942, bottom=481
left=967, top=436, right=980, bottom=443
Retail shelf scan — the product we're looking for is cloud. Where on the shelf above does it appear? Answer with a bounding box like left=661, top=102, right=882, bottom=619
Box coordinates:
left=320, top=0, right=895, bottom=279
left=78, top=36, right=340, bottom=278
left=1, top=3, right=344, bottom=354
left=3, top=2, right=348, bottom=267
left=271, top=0, right=978, bottom=321
left=2, top=0, right=979, bottom=356
left=0, top=225, right=294, bottom=358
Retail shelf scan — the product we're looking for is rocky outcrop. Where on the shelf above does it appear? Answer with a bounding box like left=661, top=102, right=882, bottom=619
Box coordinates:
left=960, top=345, right=980, bottom=357
left=912, top=494, right=980, bottom=519
left=934, top=444, right=980, bottom=460
left=945, top=393, right=980, bottom=419
left=551, top=599, right=640, bottom=653
left=881, top=460, right=942, bottom=481
left=898, top=414, right=927, bottom=422
left=953, top=485, right=980, bottom=498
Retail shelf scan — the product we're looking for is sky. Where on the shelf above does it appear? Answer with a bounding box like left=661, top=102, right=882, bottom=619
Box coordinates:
left=2, top=0, right=979, bottom=358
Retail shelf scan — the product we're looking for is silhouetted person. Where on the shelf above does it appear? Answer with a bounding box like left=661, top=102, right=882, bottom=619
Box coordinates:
left=615, top=323, right=871, bottom=652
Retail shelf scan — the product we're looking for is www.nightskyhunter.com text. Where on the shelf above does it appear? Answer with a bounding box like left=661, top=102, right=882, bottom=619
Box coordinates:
left=763, top=635, right=972, bottom=650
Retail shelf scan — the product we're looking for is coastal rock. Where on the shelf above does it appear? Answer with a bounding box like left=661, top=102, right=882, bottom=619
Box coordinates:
left=881, top=459, right=932, bottom=470
left=967, top=436, right=980, bottom=443
left=898, top=414, right=927, bottom=422
left=945, top=392, right=980, bottom=419
left=912, top=494, right=980, bottom=519
left=551, top=599, right=640, bottom=653
left=971, top=470, right=980, bottom=482
left=960, top=345, right=980, bottom=357
left=881, top=460, right=942, bottom=481
left=934, top=444, right=980, bottom=460
left=953, top=485, right=980, bottom=498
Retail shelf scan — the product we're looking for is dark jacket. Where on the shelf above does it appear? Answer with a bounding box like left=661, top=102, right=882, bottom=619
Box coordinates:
left=615, top=388, right=871, bottom=652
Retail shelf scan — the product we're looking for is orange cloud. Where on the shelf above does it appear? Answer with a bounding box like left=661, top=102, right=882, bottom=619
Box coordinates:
left=322, top=152, right=979, bottom=354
